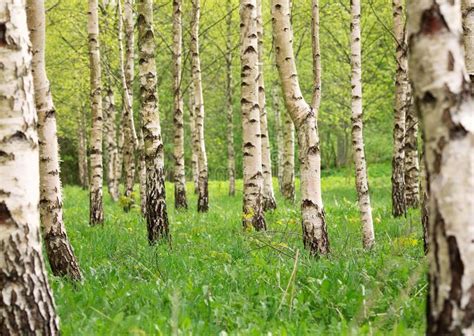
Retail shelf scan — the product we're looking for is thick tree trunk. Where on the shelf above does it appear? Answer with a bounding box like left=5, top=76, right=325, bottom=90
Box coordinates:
left=463, top=0, right=474, bottom=82
left=88, top=0, right=104, bottom=225
left=350, top=0, right=375, bottom=249
left=226, top=0, right=236, bottom=197
left=272, top=86, right=284, bottom=191
left=391, top=0, right=408, bottom=217
left=121, top=0, right=138, bottom=205
left=256, top=0, right=277, bottom=211
left=103, top=85, right=120, bottom=202
left=408, top=1, right=474, bottom=333
left=404, top=93, right=420, bottom=208
left=78, top=104, right=89, bottom=189
left=240, top=0, right=266, bottom=231
left=281, top=107, right=295, bottom=202
left=0, top=2, right=59, bottom=332
left=189, top=80, right=200, bottom=194
left=191, top=0, right=209, bottom=212
left=137, top=0, right=170, bottom=244
left=272, top=0, right=329, bottom=255
left=172, top=0, right=188, bottom=209
left=26, top=0, right=82, bottom=280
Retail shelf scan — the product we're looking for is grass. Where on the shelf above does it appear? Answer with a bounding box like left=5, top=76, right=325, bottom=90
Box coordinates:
left=51, top=163, right=426, bottom=335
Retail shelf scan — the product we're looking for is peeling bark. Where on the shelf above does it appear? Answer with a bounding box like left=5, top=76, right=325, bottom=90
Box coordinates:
left=88, top=0, right=104, bottom=225
left=350, top=0, right=375, bottom=249
left=172, top=0, right=188, bottom=209
left=137, top=0, right=170, bottom=244
left=272, top=0, right=329, bottom=254
left=240, top=0, right=267, bottom=231
left=0, top=2, right=59, bottom=332
left=256, top=0, right=276, bottom=211
left=191, top=0, right=209, bottom=212
left=391, top=0, right=408, bottom=217
left=408, top=1, right=474, bottom=333
left=26, top=0, right=82, bottom=280
left=226, top=0, right=236, bottom=197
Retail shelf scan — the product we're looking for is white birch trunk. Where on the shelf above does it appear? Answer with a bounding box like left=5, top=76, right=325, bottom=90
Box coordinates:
left=226, top=0, right=236, bottom=197
left=272, top=86, right=284, bottom=191
left=103, top=84, right=120, bottom=202
left=78, top=104, right=89, bottom=189
left=189, top=80, right=200, bottom=194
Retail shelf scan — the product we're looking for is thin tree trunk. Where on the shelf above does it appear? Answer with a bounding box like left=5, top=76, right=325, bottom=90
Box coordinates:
left=273, top=86, right=284, bottom=191
left=172, top=0, right=188, bottom=209
left=281, top=106, right=295, bottom=202
left=391, top=0, right=408, bottom=217
left=240, top=0, right=266, bottom=231
left=191, top=0, right=209, bottom=212
left=226, top=0, right=236, bottom=197
left=26, top=0, right=82, bottom=280
left=121, top=0, right=138, bottom=205
left=189, top=80, right=200, bottom=194
left=272, top=0, right=329, bottom=255
left=404, top=93, right=420, bottom=208
left=137, top=0, right=170, bottom=244
left=0, top=2, right=59, bottom=331
left=350, top=0, right=375, bottom=249
left=78, top=104, right=89, bottom=189
left=408, top=2, right=474, bottom=333
left=103, top=84, right=120, bottom=201
left=138, top=127, right=147, bottom=216
left=88, top=0, right=104, bottom=225
left=256, top=0, right=277, bottom=211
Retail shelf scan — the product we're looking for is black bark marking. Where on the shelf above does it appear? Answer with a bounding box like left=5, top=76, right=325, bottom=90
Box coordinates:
left=0, top=23, right=6, bottom=47
left=0, top=201, right=12, bottom=223
left=420, top=5, right=448, bottom=35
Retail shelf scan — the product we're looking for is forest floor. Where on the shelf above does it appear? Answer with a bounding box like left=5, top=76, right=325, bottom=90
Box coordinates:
left=53, top=163, right=426, bottom=335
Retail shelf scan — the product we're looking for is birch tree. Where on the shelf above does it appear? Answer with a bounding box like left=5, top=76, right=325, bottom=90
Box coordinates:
left=172, top=0, right=188, bottom=208
left=256, top=0, right=276, bottom=211
left=189, top=80, right=200, bottom=194
left=191, top=0, right=209, bottom=212
left=226, top=0, right=236, bottom=197
left=88, top=0, right=104, bottom=225
left=26, top=0, right=82, bottom=280
left=408, top=1, right=474, bottom=332
left=78, top=107, right=89, bottom=189
left=463, top=0, right=474, bottom=82
left=103, top=84, right=120, bottom=201
left=137, top=0, right=169, bottom=243
left=0, top=1, right=59, bottom=331
left=391, top=0, right=408, bottom=217
left=350, top=0, right=375, bottom=248
left=281, top=106, right=295, bottom=202
left=273, top=86, right=284, bottom=190
left=272, top=0, right=329, bottom=254
left=404, top=96, right=420, bottom=208
left=241, top=0, right=266, bottom=231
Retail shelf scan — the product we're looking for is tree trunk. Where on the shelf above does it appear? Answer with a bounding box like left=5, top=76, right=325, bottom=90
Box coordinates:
left=103, top=84, right=120, bottom=202
left=391, top=0, right=408, bottom=217
left=256, top=0, right=277, bottom=211
left=407, top=2, right=474, bottom=333
left=191, top=0, right=209, bottom=212
left=26, top=0, right=82, bottom=280
left=463, top=0, right=474, bottom=82
left=350, top=0, right=375, bottom=249
left=226, top=0, right=236, bottom=197
left=240, top=0, right=266, bottom=231
left=172, top=0, right=188, bottom=209
left=0, top=2, right=59, bottom=331
left=78, top=104, right=89, bottom=189
left=272, top=0, right=329, bottom=255
left=121, top=0, right=138, bottom=206
left=88, top=0, right=104, bottom=225
left=272, top=86, right=284, bottom=191
left=138, top=127, right=147, bottom=216
left=281, top=107, right=295, bottom=202
left=137, top=0, right=170, bottom=244
left=189, top=80, right=200, bottom=194
left=404, top=93, right=420, bottom=208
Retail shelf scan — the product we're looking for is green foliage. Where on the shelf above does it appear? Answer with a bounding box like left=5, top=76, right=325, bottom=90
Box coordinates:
left=52, top=164, right=426, bottom=335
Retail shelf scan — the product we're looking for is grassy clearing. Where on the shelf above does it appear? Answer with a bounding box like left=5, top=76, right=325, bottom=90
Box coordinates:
left=52, top=163, right=426, bottom=335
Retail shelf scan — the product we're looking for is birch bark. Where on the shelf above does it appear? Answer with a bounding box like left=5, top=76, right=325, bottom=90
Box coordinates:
left=226, top=0, right=236, bottom=197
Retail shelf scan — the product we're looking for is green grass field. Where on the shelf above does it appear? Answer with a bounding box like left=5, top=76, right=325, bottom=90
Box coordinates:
left=52, top=163, right=426, bottom=335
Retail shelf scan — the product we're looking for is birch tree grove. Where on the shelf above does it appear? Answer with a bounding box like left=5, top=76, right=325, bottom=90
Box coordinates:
left=0, top=1, right=59, bottom=331
left=391, top=0, right=408, bottom=217
left=226, top=0, right=236, bottom=197
left=88, top=0, right=104, bottom=225
left=272, top=0, right=329, bottom=254
left=172, top=0, right=188, bottom=209
left=256, top=0, right=276, bottom=211
left=408, top=1, right=474, bottom=333
left=350, top=0, right=375, bottom=249
left=240, top=0, right=266, bottom=231
left=191, top=0, right=209, bottom=212
left=137, top=0, right=170, bottom=243
left=26, top=0, right=82, bottom=280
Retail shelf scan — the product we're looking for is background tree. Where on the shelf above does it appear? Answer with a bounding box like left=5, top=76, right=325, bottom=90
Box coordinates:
left=0, top=1, right=59, bottom=331
left=408, top=1, right=474, bottom=333
left=226, top=0, right=236, bottom=197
